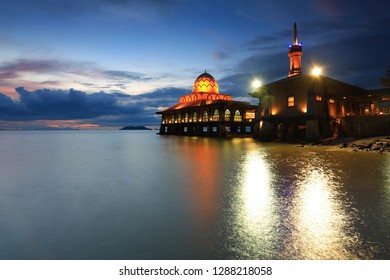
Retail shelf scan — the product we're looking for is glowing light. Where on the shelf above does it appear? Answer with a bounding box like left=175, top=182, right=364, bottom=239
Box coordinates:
left=193, top=73, right=219, bottom=94
left=245, top=111, right=255, bottom=119
left=252, top=79, right=262, bottom=89
left=311, top=67, right=322, bottom=76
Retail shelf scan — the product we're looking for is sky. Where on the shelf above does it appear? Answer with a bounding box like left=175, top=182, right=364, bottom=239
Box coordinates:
left=0, top=0, right=389, bottom=129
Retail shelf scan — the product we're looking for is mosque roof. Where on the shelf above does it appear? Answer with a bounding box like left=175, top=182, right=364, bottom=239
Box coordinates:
left=251, top=74, right=368, bottom=99
left=192, top=71, right=219, bottom=94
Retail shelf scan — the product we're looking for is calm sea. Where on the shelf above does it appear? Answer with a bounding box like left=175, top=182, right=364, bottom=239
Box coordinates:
left=0, top=130, right=389, bottom=260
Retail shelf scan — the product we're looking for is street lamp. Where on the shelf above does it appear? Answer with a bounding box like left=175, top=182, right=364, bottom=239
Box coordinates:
left=252, top=79, right=262, bottom=89
left=311, top=67, right=322, bottom=76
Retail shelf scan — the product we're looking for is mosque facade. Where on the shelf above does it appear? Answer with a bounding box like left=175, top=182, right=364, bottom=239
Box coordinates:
left=157, top=72, right=258, bottom=137
left=251, top=23, right=390, bottom=142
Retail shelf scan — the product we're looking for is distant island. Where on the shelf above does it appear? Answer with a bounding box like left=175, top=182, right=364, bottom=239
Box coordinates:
left=120, top=126, right=152, bottom=130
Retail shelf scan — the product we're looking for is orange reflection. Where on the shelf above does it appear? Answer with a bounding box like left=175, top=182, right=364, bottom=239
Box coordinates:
left=177, top=138, right=221, bottom=230
left=47, top=120, right=100, bottom=129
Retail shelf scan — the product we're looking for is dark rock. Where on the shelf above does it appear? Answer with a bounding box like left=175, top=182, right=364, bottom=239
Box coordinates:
left=371, top=145, right=381, bottom=151
left=340, top=142, right=348, bottom=148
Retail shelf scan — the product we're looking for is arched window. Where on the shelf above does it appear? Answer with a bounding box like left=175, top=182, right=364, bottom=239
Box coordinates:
left=212, top=109, right=220, bottom=121
left=202, top=111, right=208, bottom=122
left=184, top=113, right=189, bottom=123
left=225, top=109, right=231, bottom=121
left=178, top=113, right=182, bottom=123
left=192, top=112, right=197, bottom=122
left=234, top=110, right=242, bottom=122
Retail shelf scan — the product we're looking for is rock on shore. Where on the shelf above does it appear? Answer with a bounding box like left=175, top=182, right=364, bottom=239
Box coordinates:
left=339, top=136, right=390, bottom=153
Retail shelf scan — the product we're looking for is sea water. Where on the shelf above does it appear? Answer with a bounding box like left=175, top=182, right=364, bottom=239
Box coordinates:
left=0, top=130, right=389, bottom=259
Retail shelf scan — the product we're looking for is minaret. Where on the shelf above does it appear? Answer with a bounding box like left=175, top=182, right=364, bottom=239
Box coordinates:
left=288, top=22, right=303, bottom=77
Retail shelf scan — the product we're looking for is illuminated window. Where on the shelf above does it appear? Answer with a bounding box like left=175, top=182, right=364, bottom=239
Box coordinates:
left=212, top=126, right=217, bottom=132
left=315, top=95, right=322, bottom=101
left=202, top=111, right=208, bottom=122
left=184, top=127, right=188, bottom=133
left=288, top=96, right=295, bottom=107
left=237, top=126, right=241, bottom=132
left=184, top=113, right=189, bottom=123
left=245, top=110, right=255, bottom=119
left=234, top=110, right=242, bottom=122
left=212, top=110, right=220, bottom=121
left=225, top=109, right=231, bottom=121
left=202, top=126, right=208, bottom=132
left=192, top=112, right=197, bottom=122
left=171, top=114, right=175, bottom=123
left=245, top=126, right=251, bottom=132
left=329, top=98, right=335, bottom=104
left=178, top=113, right=182, bottom=123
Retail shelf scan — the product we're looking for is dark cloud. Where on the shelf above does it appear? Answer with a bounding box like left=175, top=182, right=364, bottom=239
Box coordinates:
left=0, top=86, right=188, bottom=128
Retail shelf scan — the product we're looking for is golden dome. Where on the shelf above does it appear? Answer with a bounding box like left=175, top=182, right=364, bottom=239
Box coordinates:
left=192, top=72, right=219, bottom=94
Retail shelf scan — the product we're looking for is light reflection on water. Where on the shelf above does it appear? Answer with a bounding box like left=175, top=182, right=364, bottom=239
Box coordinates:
left=0, top=131, right=388, bottom=259
left=217, top=142, right=385, bottom=259
left=232, top=147, right=277, bottom=259
left=284, top=156, right=366, bottom=259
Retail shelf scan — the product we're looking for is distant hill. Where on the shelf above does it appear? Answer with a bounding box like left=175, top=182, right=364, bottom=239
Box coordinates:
left=120, top=126, right=152, bottom=130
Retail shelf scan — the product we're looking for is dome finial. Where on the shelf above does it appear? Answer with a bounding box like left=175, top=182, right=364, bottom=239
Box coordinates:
left=204, top=69, right=207, bottom=73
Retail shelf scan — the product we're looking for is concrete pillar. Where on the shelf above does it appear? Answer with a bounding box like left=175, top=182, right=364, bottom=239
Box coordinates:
left=286, top=123, right=297, bottom=141
left=260, top=121, right=275, bottom=141
left=305, top=119, right=320, bottom=142
left=218, top=124, right=226, bottom=137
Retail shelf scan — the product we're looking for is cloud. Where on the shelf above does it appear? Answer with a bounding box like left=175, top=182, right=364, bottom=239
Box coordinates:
left=0, top=59, right=67, bottom=86
left=103, top=70, right=153, bottom=81
left=0, top=59, right=64, bottom=73
left=0, top=58, right=165, bottom=97
left=0, top=86, right=188, bottom=128
left=213, top=51, right=230, bottom=61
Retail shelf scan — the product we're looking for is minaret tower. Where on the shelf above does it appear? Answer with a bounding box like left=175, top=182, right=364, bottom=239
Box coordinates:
left=288, top=22, right=303, bottom=77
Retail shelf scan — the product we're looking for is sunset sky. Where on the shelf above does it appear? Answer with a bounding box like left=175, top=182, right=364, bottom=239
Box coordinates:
left=0, top=0, right=389, bottom=129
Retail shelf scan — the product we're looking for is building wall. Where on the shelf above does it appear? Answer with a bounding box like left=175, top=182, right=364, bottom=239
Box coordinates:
left=340, top=115, right=390, bottom=138
left=159, top=103, right=257, bottom=137
left=269, top=90, right=308, bottom=117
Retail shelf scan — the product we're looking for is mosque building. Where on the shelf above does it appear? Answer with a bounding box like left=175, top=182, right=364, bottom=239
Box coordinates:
left=157, top=71, right=258, bottom=137
left=251, top=23, right=390, bottom=142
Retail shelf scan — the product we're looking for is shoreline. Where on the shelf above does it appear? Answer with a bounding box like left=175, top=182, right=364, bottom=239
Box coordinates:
left=318, top=136, right=390, bottom=153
